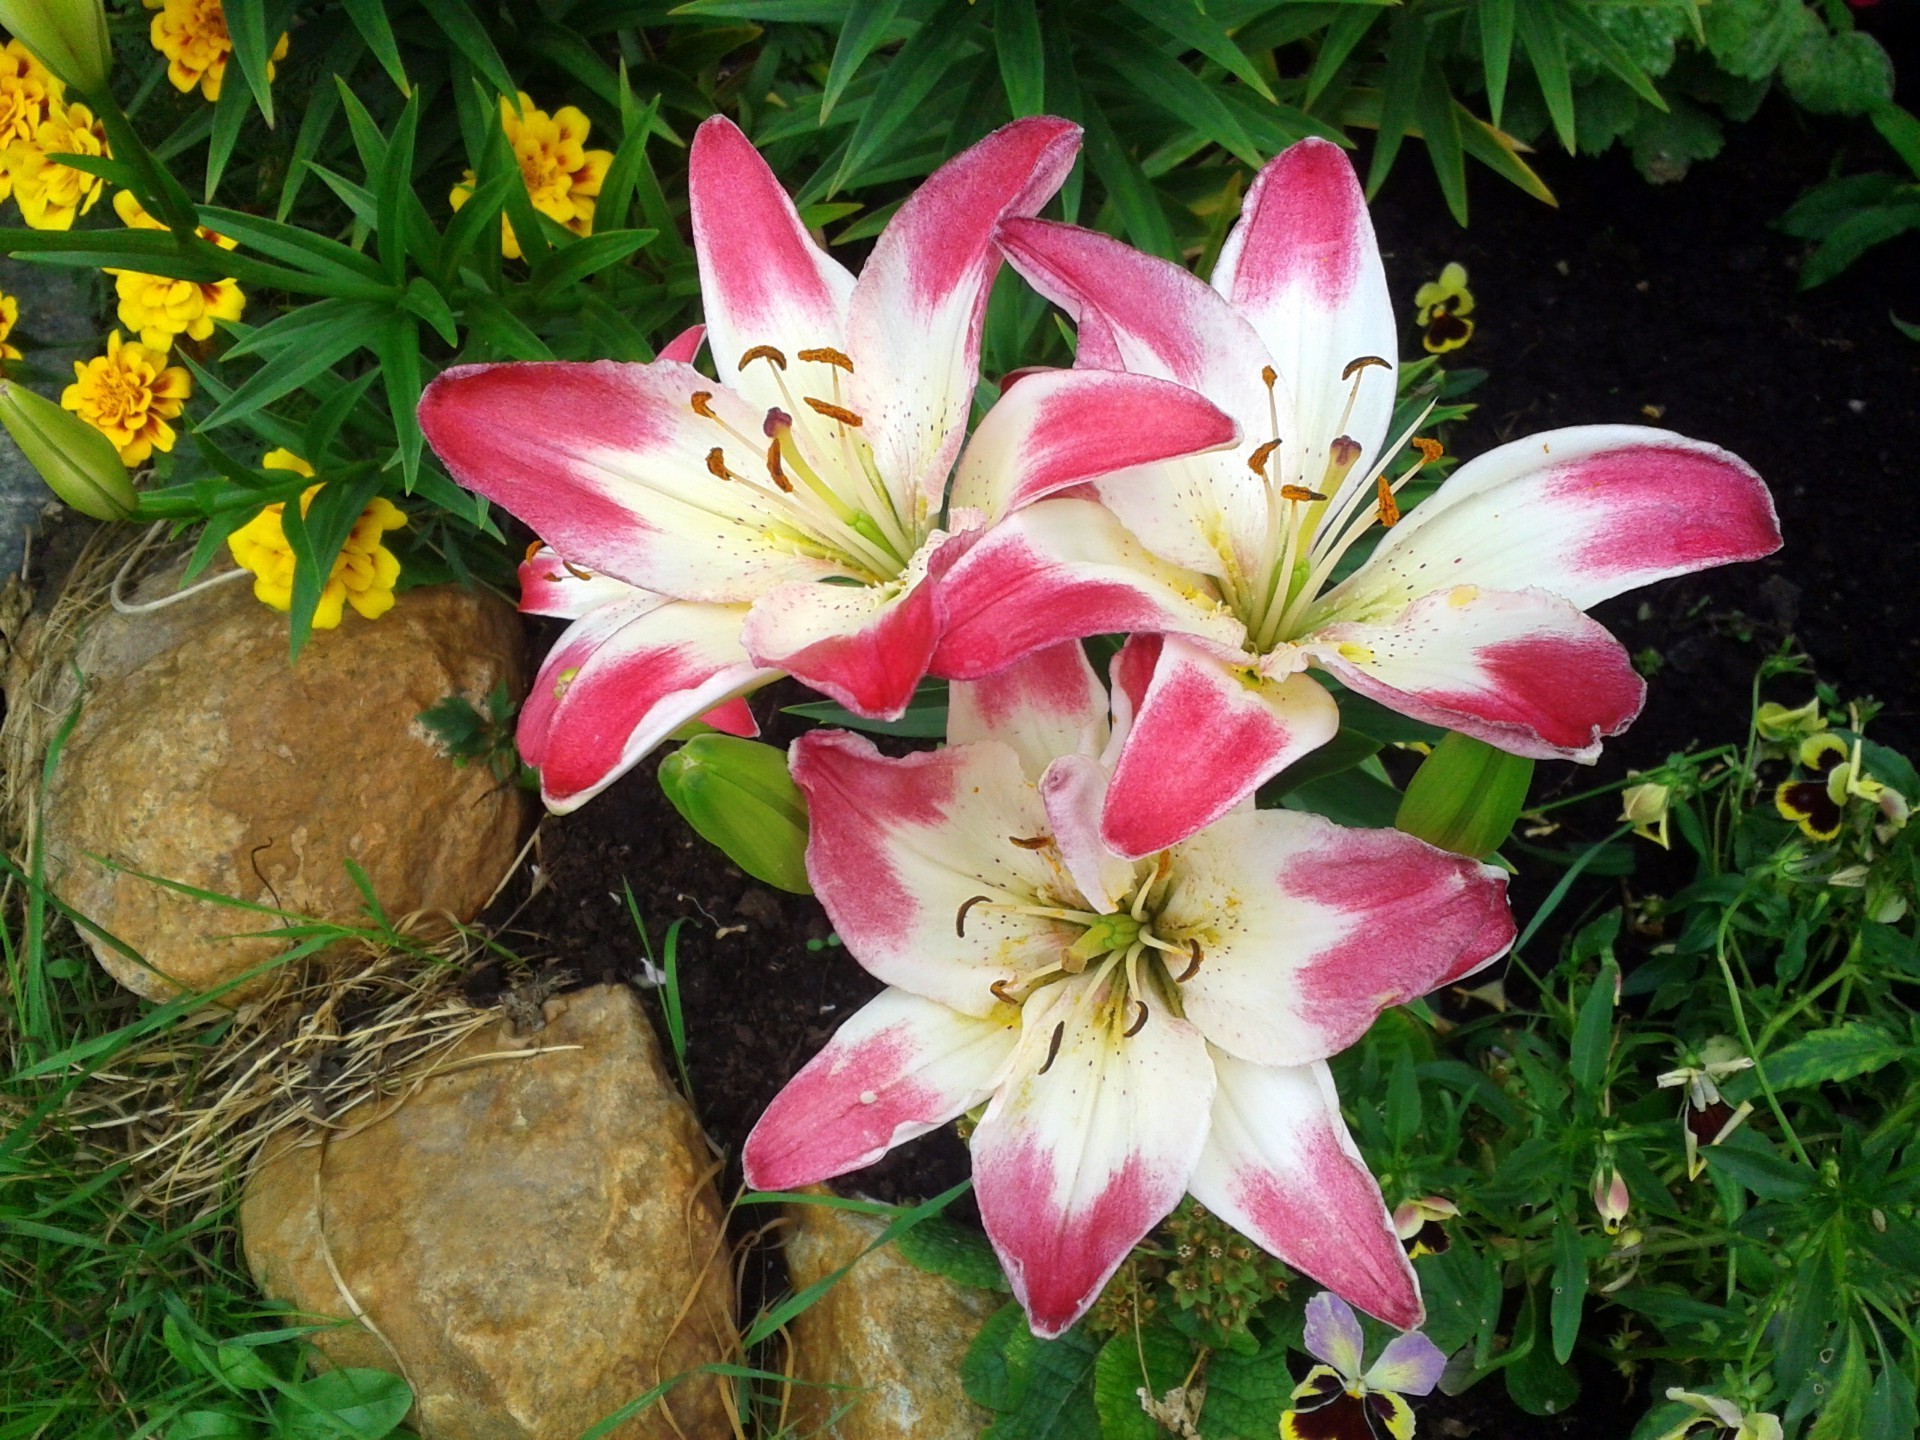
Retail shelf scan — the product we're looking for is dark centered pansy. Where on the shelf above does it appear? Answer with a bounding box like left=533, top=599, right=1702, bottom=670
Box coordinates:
left=1281, top=1369, right=1417, bottom=1440
left=1775, top=733, right=1849, bottom=841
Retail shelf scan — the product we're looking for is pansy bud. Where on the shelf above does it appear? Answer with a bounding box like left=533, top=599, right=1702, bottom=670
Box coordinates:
left=0, top=0, right=111, bottom=93
left=1755, top=698, right=1824, bottom=744
left=1591, top=1162, right=1630, bottom=1234
left=657, top=734, right=811, bottom=895
left=1620, top=778, right=1671, bottom=848
left=0, top=378, right=137, bottom=520
left=1395, top=731, right=1533, bottom=857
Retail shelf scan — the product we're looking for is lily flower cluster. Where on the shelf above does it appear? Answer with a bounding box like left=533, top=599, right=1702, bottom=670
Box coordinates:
left=419, top=118, right=1780, bottom=1341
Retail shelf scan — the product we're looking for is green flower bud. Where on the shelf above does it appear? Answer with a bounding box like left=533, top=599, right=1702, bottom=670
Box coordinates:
left=0, top=0, right=111, bottom=94
left=657, top=733, right=811, bottom=895
left=0, top=378, right=137, bottom=520
left=1394, top=731, right=1533, bottom=857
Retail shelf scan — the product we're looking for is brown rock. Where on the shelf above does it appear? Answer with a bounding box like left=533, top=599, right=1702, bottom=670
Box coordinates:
left=783, top=1194, right=1000, bottom=1440
left=40, top=564, right=528, bottom=999
left=241, top=985, right=736, bottom=1440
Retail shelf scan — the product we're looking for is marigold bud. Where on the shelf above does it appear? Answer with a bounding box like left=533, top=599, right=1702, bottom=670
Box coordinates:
left=0, top=377, right=136, bottom=520
left=657, top=734, right=812, bottom=895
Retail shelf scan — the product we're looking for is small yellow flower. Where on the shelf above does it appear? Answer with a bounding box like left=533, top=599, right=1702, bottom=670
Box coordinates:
left=227, top=458, right=408, bottom=629
left=61, top=330, right=191, bottom=467
left=0, top=291, right=21, bottom=362
left=1620, top=776, right=1672, bottom=848
left=4, top=96, right=106, bottom=228
left=0, top=40, right=61, bottom=202
left=106, top=189, right=246, bottom=350
left=450, top=91, right=612, bottom=261
left=1414, top=261, right=1475, bottom=354
left=1755, top=697, right=1825, bottom=745
left=145, top=0, right=289, bottom=103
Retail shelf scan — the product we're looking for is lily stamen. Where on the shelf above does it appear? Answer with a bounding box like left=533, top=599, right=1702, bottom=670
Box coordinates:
left=738, top=344, right=787, bottom=371
left=1036, top=1021, right=1066, bottom=1075
left=797, top=346, right=854, bottom=371
left=1124, top=999, right=1150, bottom=1037
left=805, top=396, right=865, bottom=428
left=1174, top=940, right=1203, bottom=982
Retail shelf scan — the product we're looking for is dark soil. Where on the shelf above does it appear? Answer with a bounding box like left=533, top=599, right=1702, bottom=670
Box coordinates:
left=479, top=75, right=1920, bottom=1440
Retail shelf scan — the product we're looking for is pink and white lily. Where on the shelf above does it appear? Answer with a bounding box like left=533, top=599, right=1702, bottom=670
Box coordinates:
left=934, top=137, right=1780, bottom=858
left=419, top=116, right=1237, bottom=812
left=742, top=642, right=1515, bottom=1337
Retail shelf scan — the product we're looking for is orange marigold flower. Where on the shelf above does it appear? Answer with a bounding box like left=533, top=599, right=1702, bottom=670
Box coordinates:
left=146, top=0, right=289, bottom=103
left=5, top=98, right=107, bottom=229
left=228, top=456, right=408, bottom=628
left=449, top=91, right=611, bottom=260
left=61, top=331, right=191, bottom=467
left=107, top=190, right=246, bottom=349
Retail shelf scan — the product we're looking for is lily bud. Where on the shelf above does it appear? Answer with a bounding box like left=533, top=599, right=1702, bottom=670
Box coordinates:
left=0, top=378, right=137, bottom=520
left=1395, top=731, right=1533, bottom=857
left=1590, top=1162, right=1630, bottom=1234
left=657, top=733, right=811, bottom=895
left=0, top=0, right=111, bottom=93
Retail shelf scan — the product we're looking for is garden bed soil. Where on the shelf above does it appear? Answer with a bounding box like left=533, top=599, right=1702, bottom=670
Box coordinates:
left=476, top=93, right=1919, bottom=1440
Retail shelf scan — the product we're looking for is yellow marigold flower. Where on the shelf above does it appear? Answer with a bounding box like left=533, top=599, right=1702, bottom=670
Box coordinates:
left=5, top=96, right=106, bottom=228
left=450, top=91, right=612, bottom=261
left=61, top=330, right=190, bottom=467
left=106, top=189, right=246, bottom=350
left=227, top=465, right=408, bottom=628
left=1414, top=261, right=1476, bottom=354
left=146, top=0, right=289, bottom=103
left=0, top=39, right=61, bottom=202
left=0, top=291, right=21, bottom=362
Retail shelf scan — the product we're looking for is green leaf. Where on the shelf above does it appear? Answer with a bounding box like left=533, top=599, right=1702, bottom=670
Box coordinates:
left=167, top=1411, right=257, bottom=1439
left=1549, top=1216, right=1587, bottom=1364
left=1365, top=8, right=1428, bottom=195
left=200, top=206, right=389, bottom=285
left=278, top=27, right=358, bottom=219
left=274, top=1367, right=413, bottom=1439
left=1309, top=5, right=1382, bottom=110
left=1703, top=0, right=1817, bottom=81
left=595, top=87, right=663, bottom=236
left=1809, top=1324, right=1872, bottom=1440
left=828, top=0, right=977, bottom=195
left=528, top=228, right=659, bottom=295
left=1113, top=0, right=1275, bottom=102
left=1570, top=956, right=1618, bottom=1095
left=417, top=0, right=518, bottom=98
left=1798, top=200, right=1920, bottom=288
left=1782, top=28, right=1896, bottom=117
left=989, top=1325, right=1102, bottom=1440
left=339, top=0, right=409, bottom=93
left=1872, top=104, right=1920, bottom=180
left=1283, top=765, right=1402, bottom=830
left=400, top=277, right=459, bottom=347
left=1198, top=1332, right=1294, bottom=1439
left=1092, top=36, right=1262, bottom=170
left=994, top=0, right=1045, bottom=116
left=891, top=1213, right=1010, bottom=1292
left=1479, top=0, right=1515, bottom=127
left=439, top=169, right=517, bottom=274
left=786, top=679, right=947, bottom=737
left=1702, top=1137, right=1812, bottom=1201
left=822, top=0, right=907, bottom=122
left=1094, top=1326, right=1190, bottom=1440
left=375, top=92, right=423, bottom=285
left=199, top=302, right=378, bottom=428
left=963, top=1303, right=1028, bottom=1412
left=1516, top=0, right=1575, bottom=153
left=1414, top=1243, right=1504, bottom=1360
left=223, top=0, right=278, bottom=128
left=374, top=313, right=426, bottom=489
left=303, top=369, right=382, bottom=466
left=1505, top=1284, right=1579, bottom=1417
left=1756, top=1023, right=1905, bottom=1091
left=205, top=49, right=254, bottom=200
left=1082, top=98, right=1175, bottom=260
left=1416, top=62, right=1468, bottom=226
left=278, top=469, right=385, bottom=657
left=1552, top=0, right=1668, bottom=112
left=1261, top=728, right=1382, bottom=803
left=1395, top=732, right=1533, bottom=857
left=1627, top=95, right=1723, bottom=184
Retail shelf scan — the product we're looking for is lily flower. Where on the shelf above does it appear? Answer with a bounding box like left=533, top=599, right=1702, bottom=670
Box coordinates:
left=935, top=137, right=1780, bottom=858
left=1280, top=1290, right=1446, bottom=1440
left=1657, top=1390, right=1784, bottom=1440
left=419, top=116, right=1235, bottom=812
left=743, top=642, right=1515, bottom=1337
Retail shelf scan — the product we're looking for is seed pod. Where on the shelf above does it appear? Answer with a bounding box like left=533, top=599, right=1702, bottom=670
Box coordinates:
left=0, top=0, right=112, bottom=93
left=657, top=734, right=812, bottom=895
left=1394, top=731, right=1533, bottom=857
left=0, top=379, right=137, bottom=520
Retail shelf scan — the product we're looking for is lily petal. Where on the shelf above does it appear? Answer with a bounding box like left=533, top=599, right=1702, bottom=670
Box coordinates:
left=1158, top=809, right=1513, bottom=1065
left=1188, top=1054, right=1421, bottom=1329
left=790, top=729, right=1067, bottom=1017
left=1039, top=753, right=1135, bottom=915
left=948, top=641, right=1110, bottom=782
left=1325, top=427, right=1780, bottom=615
left=1301, top=1291, right=1367, bottom=1382
left=419, top=360, right=835, bottom=601
left=948, top=367, right=1238, bottom=519
left=1212, top=138, right=1397, bottom=472
left=658, top=323, right=706, bottom=364
left=518, top=594, right=776, bottom=813
left=849, top=117, right=1080, bottom=515
left=1101, top=637, right=1340, bottom=860
left=689, top=116, right=856, bottom=406
left=742, top=546, right=945, bottom=720
left=519, top=544, right=642, bottom=619
left=1308, top=586, right=1647, bottom=763
left=1364, top=1332, right=1447, bottom=1397
left=931, top=498, right=1243, bottom=681
left=975, top=978, right=1214, bottom=1338
left=742, top=986, right=1018, bottom=1191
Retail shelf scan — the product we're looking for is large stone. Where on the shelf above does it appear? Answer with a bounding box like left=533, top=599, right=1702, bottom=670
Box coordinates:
left=39, top=563, right=528, bottom=999
left=241, top=984, right=736, bottom=1440
left=783, top=1195, right=1000, bottom=1440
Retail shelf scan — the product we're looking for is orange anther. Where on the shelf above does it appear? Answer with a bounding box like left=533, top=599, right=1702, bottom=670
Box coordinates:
left=706, top=447, right=731, bottom=481
left=1124, top=1000, right=1150, bottom=1038
left=690, top=390, right=716, bottom=418
left=524, top=539, right=544, bottom=562
left=765, top=439, right=793, bottom=492
left=1247, top=439, right=1282, bottom=475
left=798, top=346, right=855, bottom=371
left=1260, top=365, right=1278, bottom=389
left=564, top=561, right=593, bottom=582
left=1037, top=1021, right=1066, bottom=1075
left=1413, top=437, right=1444, bottom=463
left=739, top=345, right=787, bottom=370
left=1010, top=834, right=1052, bottom=850
left=1376, top=472, right=1401, bottom=528
left=804, top=397, right=864, bottom=427
left=1342, top=354, right=1391, bottom=380
left=1281, top=485, right=1326, bottom=503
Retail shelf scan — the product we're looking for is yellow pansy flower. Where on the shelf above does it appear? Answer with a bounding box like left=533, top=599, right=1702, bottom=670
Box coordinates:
left=61, top=330, right=190, bottom=466
left=227, top=455, right=409, bottom=628
left=0, top=39, right=61, bottom=201
left=106, top=190, right=246, bottom=350
left=1413, top=261, right=1475, bottom=354
left=0, top=291, right=21, bottom=362
left=5, top=96, right=106, bottom=229
left=146, top=0, right=289, bottom=103
left=450, top=91, right=612, bottom=260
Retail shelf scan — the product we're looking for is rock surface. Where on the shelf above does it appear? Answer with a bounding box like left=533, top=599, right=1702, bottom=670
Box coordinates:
left=40, top=563, right=527, bottom=999
left=782, top=1195, right=1000, bottom=1440
left=241, top=984, right=736, bottom=1440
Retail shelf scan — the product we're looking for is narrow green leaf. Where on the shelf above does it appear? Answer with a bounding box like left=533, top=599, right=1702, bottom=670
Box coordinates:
left=376, top=92, right=422, bottom=285
left=1114, top=0, right=1275, bottom=101
left=401, top=277, right=459, bottom=346
left=829, top=0, right=977, bottom=194
left=1552, top=0, right=1667, bottom=111
left=1416, top=62, right=1468, bottom=225
left=822, top=0, right=907, bottom=123
left=1365, top=10, right=1427, bottom=196
left=417, top=0, right=518, bottom=98
left=1570, top=957, right=1618, bottom=1095
left=994, top=0, right=1045, bottom=116
left=1460, top=109, right=1557, bottom=205
left=199, top=304, right=378, bottom=428
left=201, top=205, right=387, bottom=283
left=1756, top=1024, right=1904, bottom=1092
left=438, top=168, right=516, bottom=273
left=461, top=295, right=555, bottom=360
left=1702, top=1139, right=1811, bottom=1201
left=220, top=296, right=371, bottom=362
left=375, top=313, right=425, bottom=489
left=1090, top=37, right=1263, bottom=170
left=1480, top=0, right=1515, bottom=128
left=303, top=369, right=382, bottom=466
left=1307, top=5, right=1382, bottom=109
left=277, top=27, right=358, bottom=219
left=204, top=52, right=253, bottom=200
left=1082, top=98, right=1175, bottom=260
left=340, top=0, right=410, bottom=93
left=1873, top=104, right=1920, bottom=180
left=528, top=228, right=658, bottom=295
left=1517, top=0, right=1576, bottom=153
left=595, top=87, right=663, bottom=235
left=1549, top=1216, right=1587, bottom=1364
left=223, top=0, right=277, bottom=127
